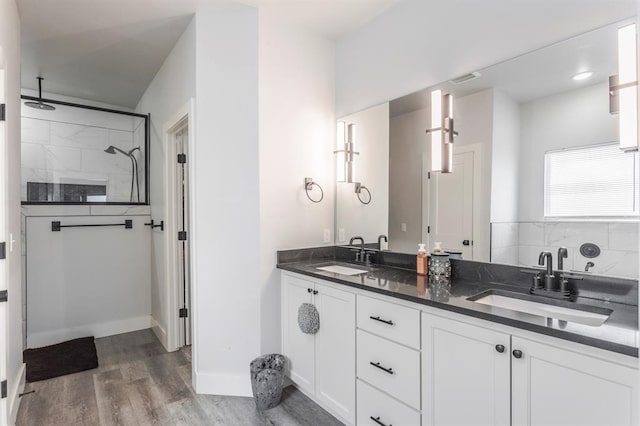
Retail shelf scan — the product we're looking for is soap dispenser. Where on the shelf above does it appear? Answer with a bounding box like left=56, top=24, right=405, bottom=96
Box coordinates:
left=417, top=244, right=428, bottom=276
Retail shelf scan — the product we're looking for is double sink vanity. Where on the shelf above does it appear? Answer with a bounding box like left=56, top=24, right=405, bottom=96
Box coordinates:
left=277, top=246, right=638, bottom=426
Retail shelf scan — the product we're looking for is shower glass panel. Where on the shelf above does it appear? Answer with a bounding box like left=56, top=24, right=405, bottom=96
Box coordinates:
left=20, top=98, right=149, bottom=204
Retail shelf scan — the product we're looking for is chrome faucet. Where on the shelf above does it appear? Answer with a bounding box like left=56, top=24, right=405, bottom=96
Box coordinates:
left=557, top=247, right=568, bottom=270
left=585, top=261, right=595, bottom=272
left=538, top=251, right=555, bottom=290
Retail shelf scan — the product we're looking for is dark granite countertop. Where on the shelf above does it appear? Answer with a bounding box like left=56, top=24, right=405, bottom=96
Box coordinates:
left=277, top=252, right=639, bottom=358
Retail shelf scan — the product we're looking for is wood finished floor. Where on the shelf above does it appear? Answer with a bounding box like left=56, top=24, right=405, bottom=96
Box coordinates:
left=16, top=329, right=344, bottom=426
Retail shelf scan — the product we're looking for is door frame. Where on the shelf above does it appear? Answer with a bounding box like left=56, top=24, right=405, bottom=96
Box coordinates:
left=0, top=57, right=7, bottom=426
left=163, top=99, right=196, bottom=354
left=423, top=143, right=483, bottom=258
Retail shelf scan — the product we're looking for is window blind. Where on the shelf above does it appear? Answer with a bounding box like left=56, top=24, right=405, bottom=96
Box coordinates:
left=544, top=143, right=639, bottom=218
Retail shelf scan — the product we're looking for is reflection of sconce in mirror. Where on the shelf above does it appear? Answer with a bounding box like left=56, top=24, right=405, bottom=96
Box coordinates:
left=335, top=121, right=359, bottom=182
left=426, top=90, right=458, bottom=173
left=609, top=23, right=638, bottom=151
left=304, top=177, right=324, bottom=203
left=354, top=182, right=371, bottom=204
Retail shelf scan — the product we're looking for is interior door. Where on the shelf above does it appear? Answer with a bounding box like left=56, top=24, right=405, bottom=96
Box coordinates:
left=428, top=151, right=474, bottom=258
left=0, top=68, right=7, bottom=424
left=175, top=126, right=191, bottom=346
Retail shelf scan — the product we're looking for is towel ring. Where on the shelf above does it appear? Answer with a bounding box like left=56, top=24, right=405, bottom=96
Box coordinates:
left=304, top=177, right=324, bottom=203
left=355, top=182, right=371, bottom=205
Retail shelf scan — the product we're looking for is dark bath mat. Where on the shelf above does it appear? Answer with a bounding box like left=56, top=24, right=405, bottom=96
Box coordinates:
left=23, top=336, right=99, bottom=382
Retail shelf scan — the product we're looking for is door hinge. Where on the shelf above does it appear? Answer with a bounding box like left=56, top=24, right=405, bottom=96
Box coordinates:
left=427, top=226, right=430, bottom=234
left=178, top=231, right=187, bottom=241
left=0, top=104, right=5, bottom=122
left=177, top=154, right=187, bottom=164
left=427, top=171, right=431, bottom=179
left=1, top=380, right=6, bottom=398
left=179, top=308, right=188, bottom=318
left=0, top=241, right=5, bottom=259
left=0, top=290, right=7, bottom=303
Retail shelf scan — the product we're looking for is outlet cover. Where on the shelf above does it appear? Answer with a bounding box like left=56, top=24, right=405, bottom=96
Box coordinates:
left=401, top=223, right=407, bottom=232
left=338, top=228, right=346, bottom=242
left=323, top=228, right=331, bottom=243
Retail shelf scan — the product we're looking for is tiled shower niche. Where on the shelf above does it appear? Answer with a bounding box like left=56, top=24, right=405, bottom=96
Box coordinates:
left=21, top=99, right=147, bottom=204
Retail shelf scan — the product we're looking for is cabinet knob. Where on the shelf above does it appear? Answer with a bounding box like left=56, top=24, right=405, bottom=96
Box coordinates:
left=512, top=349, right=523, bottom=359
left=495, top=344, right=505, bottom=353
left=307, top=288, right=312, bottom=293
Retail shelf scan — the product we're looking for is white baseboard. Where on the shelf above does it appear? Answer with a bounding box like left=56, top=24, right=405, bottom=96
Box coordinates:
left=151, top=318, right=169, bottom=351
left=26, top=315, right=152, bottom=348
left=9, top=363, right=26, bottom=426
left=194, top=370, right=252, bottom=397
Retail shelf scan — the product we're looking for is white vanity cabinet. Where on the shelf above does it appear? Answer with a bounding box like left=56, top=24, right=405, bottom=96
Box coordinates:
left=281, top=273, right=356, bottom=425
left=511, top=336, right=638, bottom=426
left=423, top=312, right=639, bottom=426
left=422, top=312, right=511, bottom=426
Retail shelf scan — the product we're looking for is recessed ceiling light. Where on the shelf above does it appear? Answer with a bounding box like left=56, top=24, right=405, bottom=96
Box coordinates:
left=572, top=71, right=593, bottom=81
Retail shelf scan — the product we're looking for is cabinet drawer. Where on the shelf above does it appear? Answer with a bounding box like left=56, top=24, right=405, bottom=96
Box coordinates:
left=357, top=294, right=420, bottom=349
left=357, top=379, right=420, bottom=426
left=357, top=330, right=420, bottom=409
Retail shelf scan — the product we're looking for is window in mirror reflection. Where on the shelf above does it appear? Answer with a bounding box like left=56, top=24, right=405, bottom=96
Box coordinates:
left=544, top=143, right=639, bottom=218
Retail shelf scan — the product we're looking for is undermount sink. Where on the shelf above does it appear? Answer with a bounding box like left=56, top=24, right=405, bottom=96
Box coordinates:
left=468, top=290, right=612, bottom=327
left=316, top=264, right=368, bottom=276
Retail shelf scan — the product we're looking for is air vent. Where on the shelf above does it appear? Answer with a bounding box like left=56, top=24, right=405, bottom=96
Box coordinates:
left=449, top=71, right=481, bottom=85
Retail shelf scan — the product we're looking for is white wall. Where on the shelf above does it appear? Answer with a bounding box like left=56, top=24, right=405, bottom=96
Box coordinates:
left=518, top=82, right=617, bottom=222
left=490, top=89, right=520, bottom=224
left=335, top=0, right=636, bottom=117
left=136, top=17, right=195, bottom=350
left=336, top=103, right=388, bottom=245
left=0, top=0, right=24, bottom=422
left=258, top=9, right=336, bottom=355
left=193, top=2, right=260, bottom=396
left=24, top=208, right=152, bottom=347
left=388, top=107, right=425, bottom=253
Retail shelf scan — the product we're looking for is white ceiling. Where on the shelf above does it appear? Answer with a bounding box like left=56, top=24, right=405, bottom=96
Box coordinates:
left=236, top=0, right=402, bottom=39
left=17, top=0, right=400, bottom=108
left=390, top=19, right=627, bottom=117
left=18, top=0, right=201, bottom=107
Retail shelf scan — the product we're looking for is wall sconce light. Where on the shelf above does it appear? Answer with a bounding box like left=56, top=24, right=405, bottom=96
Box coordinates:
left=354, top=182, right=371, bottom=205
left=335, top=121, right=359, bottom=182
left=426, top=90, right=458, bottom=173
left=610, top=23, right=638, bottom=151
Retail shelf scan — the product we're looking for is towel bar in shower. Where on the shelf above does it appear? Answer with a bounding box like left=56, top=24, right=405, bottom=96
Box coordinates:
left=51, top=220, right=133, bottom=231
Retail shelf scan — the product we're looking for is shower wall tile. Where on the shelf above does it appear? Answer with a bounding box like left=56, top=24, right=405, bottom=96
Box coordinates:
left=82, top=148, right=132, bottom=174
left=108, top=129, right=134, bottom=150
left=544, top=222, right=609, bottom=249
left=90, top=205, right=151, bottom=216
left=44, top=145, right=82, bottom=172
left=573, top=249, right=638, bottom=278
left=609, top=223, right=639, bottom=252
left=518, top=222, right=544, bottom=246
left=21, top=117, right=50, bottom=145
left=491, top=222, right=518, bottom=248
left=22, top=143, right=47, bottom=169
left=51, top=122, right=109, bottom=150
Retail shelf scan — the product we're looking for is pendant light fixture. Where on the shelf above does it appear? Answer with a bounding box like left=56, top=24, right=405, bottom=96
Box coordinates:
left=24, top=77, right=56, bottom=111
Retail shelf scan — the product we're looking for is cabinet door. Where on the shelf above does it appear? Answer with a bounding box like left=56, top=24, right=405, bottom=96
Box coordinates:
left=512, top=336, right=638, bottom=426
left=281, top=274, right=315, bottom=394
left=422, top=313, right=511, bottom=426
left=315, top=282, right=356, bottom=425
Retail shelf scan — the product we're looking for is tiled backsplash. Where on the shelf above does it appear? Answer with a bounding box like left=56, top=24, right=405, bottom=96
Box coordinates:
left=492, top=221, right=639, bottom=279
left=21, top=100, right=145, bottom=203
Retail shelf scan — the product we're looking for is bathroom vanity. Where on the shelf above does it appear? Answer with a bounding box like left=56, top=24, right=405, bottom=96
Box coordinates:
left=277, top=247, right=638, bottom=426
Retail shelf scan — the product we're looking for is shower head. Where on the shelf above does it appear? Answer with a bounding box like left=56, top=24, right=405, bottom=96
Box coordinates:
left=104, top=146, right=117, bottom=154
left=24, top=77, right=56, bottom=111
